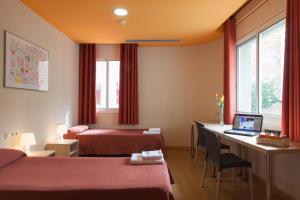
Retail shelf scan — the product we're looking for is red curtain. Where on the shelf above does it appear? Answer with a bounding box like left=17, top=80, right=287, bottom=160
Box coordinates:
left=224, top=18, right=237, bottom=124
left=282, top=0, right=300, bottom=141
left=118, top=43, right=139, bottom=125
left=78, top=44, right=96, bottom=125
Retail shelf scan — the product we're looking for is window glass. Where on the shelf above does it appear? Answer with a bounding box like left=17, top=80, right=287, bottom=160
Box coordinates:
left=237, top=38, right=257, bottom=113
left=96, top=61, right=107, bottom=109
left=96, top=61, right=120, bottom=109
left=259, top=19, right=285, bottom=116
left=108, top=61, right=120, bottom=108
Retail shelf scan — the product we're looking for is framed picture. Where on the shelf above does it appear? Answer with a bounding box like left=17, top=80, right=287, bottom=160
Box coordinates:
left=4, top=31, right=49, bottom=91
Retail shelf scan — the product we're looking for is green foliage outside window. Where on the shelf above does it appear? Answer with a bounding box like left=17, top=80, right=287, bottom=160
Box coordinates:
left=251, top=82, right=281, bottom=112
left=262, top=82, right=281, bottom=108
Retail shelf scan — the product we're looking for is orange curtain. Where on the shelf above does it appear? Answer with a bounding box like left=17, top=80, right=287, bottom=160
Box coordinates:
left=78, top=44, right=96, bottom=125
left=224, top=18, right=237, bottom=124
left=282, top=0, right=300, bottom=141
left=118, top=43, right=139, bottom=125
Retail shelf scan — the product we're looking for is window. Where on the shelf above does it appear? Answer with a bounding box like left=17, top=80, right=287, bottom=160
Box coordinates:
left=237, top=19, right=286, bottom=117
left=237, top=38, right=257, bottom=113
left=96, top=61, right=120, bottom=109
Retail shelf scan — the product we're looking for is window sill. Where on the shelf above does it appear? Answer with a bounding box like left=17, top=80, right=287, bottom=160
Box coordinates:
left=97, top=108, right=118, bottom=114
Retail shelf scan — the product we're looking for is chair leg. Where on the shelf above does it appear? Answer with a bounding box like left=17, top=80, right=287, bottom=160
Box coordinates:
left=232, top=168, right=235, bottom=186
left=216, top=171, right=221, bottom=200
left=211, top=163, right=216, bottom=177
left=249, top=168, right=254, bottom=200
left=194, top=146, right=198, bottom=161
left=201, top=160, right=207, bottom=187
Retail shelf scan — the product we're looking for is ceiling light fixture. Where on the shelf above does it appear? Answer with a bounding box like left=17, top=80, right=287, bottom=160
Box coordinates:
left=114, top=8, right=128, bottom=16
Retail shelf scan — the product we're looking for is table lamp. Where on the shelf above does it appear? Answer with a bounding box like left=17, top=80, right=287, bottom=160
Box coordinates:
left=56, top=124, right=67, bottom=140
left=20, top=132, right=36, bottom=154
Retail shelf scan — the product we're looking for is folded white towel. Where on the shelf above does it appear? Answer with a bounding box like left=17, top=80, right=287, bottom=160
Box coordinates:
left=130, top=153, right=164, bottom=165
left=149, top=128, right=161, bottom=132
left=141, top=150, right=163, bottom=160
left=143, top=130, right=160, bottom=134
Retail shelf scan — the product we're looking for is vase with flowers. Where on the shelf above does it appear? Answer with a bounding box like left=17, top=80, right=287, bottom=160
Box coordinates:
left=215, top=93, right=224, bottom=126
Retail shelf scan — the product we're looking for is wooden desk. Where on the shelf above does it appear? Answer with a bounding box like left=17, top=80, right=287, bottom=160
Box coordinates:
left=201, top=122, right=300, bottom=200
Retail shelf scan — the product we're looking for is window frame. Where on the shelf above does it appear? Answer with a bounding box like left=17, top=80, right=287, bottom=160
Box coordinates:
left=96, top=59, right=120, bottom=113
left=236, top=15, right=286, bottom=120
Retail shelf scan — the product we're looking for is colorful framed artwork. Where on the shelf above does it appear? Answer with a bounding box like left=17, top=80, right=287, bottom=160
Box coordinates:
left=4, top=31, right=49, bottom=91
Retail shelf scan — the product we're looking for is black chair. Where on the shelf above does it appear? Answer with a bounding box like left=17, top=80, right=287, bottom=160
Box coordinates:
left=194, top=121, right=230, bottom=160
left=202, top=128, right=253, bottom=200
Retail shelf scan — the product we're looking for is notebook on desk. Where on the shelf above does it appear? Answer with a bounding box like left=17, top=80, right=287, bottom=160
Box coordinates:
left=224, top=114, right=263, bottom=136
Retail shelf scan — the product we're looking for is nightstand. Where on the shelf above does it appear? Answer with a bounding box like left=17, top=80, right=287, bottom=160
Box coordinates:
left=29, top=150, right=56, bottom=157
left=45, top=139, right=79, bottom=157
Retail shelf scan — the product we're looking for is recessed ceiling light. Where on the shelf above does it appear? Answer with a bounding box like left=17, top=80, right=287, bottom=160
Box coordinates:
left=114, top=8, right=128, bottom=16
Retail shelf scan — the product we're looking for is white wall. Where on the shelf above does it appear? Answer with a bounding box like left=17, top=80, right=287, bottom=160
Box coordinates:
left=138, top=40, right=224, bottom=146
left=235, top=0, right=300, bottom=199
left=0, top=0, right=79, bottom=149
left=96, top=44, right=120, bottom=61
left=95, top=39, right=224, bottom=146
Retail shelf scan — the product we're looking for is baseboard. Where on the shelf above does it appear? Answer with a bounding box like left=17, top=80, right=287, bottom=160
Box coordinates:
left=252, top=173, right=295, bottom=200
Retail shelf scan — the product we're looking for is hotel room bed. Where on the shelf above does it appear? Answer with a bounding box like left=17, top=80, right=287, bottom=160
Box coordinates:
left=0, top=149, right=174, bottom=200
left=64, top=127, right=166, bottom=156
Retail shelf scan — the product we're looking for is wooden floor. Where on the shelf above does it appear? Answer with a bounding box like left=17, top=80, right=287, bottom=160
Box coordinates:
left=166, top=148, right=289, bottom=200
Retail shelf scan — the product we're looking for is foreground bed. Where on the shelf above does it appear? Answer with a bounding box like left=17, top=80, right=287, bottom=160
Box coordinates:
left=0, top=149, right=174, bottom=200
left=64, top=127, right=166, bottom=156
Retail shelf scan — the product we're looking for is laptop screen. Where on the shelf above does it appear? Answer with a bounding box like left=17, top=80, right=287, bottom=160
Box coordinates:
left=233, top=114, right=263, bottom=132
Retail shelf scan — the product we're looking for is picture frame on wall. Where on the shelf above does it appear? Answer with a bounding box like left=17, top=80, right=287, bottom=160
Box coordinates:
left=4, top=31, right=49, bottom=91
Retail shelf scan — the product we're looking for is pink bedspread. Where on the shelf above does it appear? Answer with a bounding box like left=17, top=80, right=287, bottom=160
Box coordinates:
left=0, top=156, right=174, bottom=200
left=64, top=129, right=166, bottom=155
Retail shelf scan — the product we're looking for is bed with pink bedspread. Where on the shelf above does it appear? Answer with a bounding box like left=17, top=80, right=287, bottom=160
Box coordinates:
left=64, top=126, right=166, bottom=156
left=0, top=148, right=174, bottom=200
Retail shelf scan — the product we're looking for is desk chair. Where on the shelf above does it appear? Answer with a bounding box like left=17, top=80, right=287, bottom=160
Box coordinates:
left=194, top=121, right=230, bottom=160
left=201, top=128, right=254, bottom=200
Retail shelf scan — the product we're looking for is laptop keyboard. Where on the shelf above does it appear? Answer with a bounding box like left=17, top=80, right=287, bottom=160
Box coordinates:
left=225, top=130, right=259, bottom=136
left=231, top=130, right=252, bottom=134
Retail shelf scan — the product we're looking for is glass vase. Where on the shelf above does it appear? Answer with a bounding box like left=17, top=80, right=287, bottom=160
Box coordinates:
left=219, top=107, right=224, bottom=126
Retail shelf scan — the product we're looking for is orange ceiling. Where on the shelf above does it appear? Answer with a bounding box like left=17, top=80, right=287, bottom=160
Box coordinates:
left=21, top=0, right=247, bottom=46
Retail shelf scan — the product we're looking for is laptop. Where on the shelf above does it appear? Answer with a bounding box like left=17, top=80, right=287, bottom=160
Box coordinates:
left=224, top=114, right=263, bottom=136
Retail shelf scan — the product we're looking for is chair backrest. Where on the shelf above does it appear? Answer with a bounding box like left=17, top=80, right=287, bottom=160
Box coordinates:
left=204, top=128, right=221, bottom=166
left=195, top=121, right=206, bottom=148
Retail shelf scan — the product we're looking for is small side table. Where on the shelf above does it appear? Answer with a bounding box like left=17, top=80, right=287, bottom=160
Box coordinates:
left=29, top=150, right=56, bottom=157
left=45, top=139, right=79, bottom=157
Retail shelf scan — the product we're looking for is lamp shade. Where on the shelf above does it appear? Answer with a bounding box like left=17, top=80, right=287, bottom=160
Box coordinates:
left=20, top=133, right=36, bottom=146
left=56, top=124, right=67, bottom=136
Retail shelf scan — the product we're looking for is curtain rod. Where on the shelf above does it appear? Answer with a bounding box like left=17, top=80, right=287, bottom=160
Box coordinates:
left=236, top=0, right=268, bottom=25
